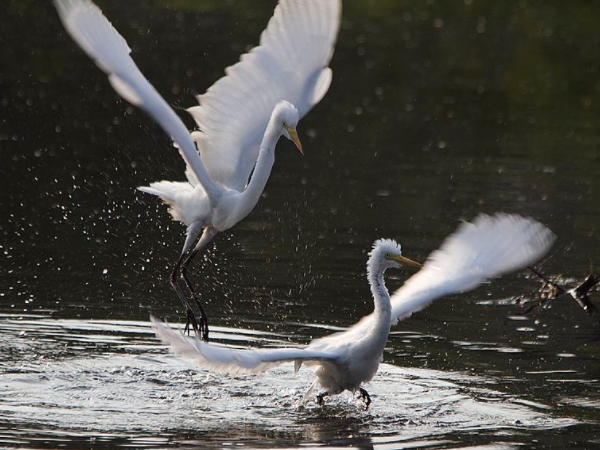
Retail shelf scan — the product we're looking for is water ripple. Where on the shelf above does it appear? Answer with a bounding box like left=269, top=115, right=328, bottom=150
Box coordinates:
left=0, top=315, right=593, bottom=448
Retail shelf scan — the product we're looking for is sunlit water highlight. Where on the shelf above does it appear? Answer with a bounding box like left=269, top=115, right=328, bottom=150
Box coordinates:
left=0, top=315, right=593, bottom=448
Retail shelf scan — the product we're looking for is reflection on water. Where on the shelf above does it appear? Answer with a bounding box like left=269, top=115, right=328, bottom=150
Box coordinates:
left=0, top=315, right=592, bottom=449
left=2, top=0, right=600, bottom=448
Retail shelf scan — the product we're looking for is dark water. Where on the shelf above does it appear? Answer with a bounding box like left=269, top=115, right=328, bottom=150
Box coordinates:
left=2, top=0, right=600, bottom=448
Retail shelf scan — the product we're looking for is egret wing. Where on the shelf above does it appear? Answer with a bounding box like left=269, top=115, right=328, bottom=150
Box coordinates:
left=313, top=214, right=555, bottom=346
left=54, top=0, right=214, bottom=195
left=151, top=316, right=338, bottom=375
left=389, top=213, right=556, bottom=323
left=187, top=0, right=341, bottom=191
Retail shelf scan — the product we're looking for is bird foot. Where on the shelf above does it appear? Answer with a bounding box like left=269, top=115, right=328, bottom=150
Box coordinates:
left=181, top=299, right=210, bottom=342
left=316, top=392, right=328, bottom=406
left=183, top=308, right=200, bottom=336
left=198, top=311, right=209, bottom=342
left=358, top=388, right=371, bottom=410
left=190, top=293, right=210, bottom=342
left=183, top=312, right=210, bottom=342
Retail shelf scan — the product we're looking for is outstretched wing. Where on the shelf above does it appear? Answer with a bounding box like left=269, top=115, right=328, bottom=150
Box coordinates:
left=188, top=0, right=341, bottom=191
left=313, top=213, right=555, bottom=347
left=151, top=316, right=338, bottom=375
left=55, top=0, right=216, bottom=197
left=389, top=213, right=556, bottom=323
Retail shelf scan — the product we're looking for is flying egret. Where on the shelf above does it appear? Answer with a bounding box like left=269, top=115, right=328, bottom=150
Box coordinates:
left=54, top=0, right=341, bottom=341
left=151, top=213, right=556, bottom=408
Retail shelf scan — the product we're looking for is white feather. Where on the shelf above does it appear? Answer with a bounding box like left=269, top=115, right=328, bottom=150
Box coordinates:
left=187, top=0, right=342, bottom=190
left=54, top=0, right=216, bottom=197
left=389, top=213, right=556, bottom=322
left=150, top=316, right=338, bottom=375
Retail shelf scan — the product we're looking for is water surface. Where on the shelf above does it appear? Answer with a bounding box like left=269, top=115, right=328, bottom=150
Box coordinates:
left=1, top=0, right=599, bottom=448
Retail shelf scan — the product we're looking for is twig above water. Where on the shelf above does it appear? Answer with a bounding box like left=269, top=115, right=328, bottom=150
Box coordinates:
left=522, top=266, right=598, bottom=315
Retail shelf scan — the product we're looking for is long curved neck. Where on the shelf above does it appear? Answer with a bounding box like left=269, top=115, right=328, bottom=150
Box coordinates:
left=235, top=118, right=280, bottom=218
left=367, top=261, right=393, bottom=333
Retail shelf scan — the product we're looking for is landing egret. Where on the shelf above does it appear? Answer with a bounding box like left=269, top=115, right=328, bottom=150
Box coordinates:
left=151, top=213, right=555, bottom=408
left=54, top=0, right=341, bottom=341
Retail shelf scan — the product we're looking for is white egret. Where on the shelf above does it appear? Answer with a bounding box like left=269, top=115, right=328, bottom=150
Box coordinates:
left=151, top=213, right=555, bottom=408
left=54, top=0, right=341, bottom=341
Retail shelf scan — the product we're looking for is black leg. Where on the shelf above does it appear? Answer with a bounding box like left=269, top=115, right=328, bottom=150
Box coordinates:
left=170, top=254, right=200, bottom=336
left=179, top=229, right=218, bottom=342
left=358, top=388, right=371, bottom=409
left=181, top=248, right=209, bottom=341
left=316, top=392, right=328, bottom=406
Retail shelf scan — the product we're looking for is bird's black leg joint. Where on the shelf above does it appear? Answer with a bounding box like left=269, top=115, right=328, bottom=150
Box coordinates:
left=316, top=392, right=328, bottom=406
left=358, top=387, right=371, bottom=409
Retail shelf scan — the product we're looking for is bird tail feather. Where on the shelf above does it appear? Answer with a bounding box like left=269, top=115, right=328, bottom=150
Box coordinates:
left=138, top=181, right=194, bottom=223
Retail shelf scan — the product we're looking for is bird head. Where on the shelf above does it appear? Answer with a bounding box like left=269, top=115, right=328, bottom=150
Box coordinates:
left=276, top=101, right=303, bottom=154
left=372, top=239, right=422, bottom=270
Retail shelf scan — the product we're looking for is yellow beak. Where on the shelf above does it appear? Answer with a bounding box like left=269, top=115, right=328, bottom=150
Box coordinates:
left=390, top=254, right=422, bottom=269
left=287, top=127, right=303, bottom=155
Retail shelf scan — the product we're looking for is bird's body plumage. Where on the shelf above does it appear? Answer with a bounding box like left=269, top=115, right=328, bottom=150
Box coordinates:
left=137, top=102, right=302, bottom=234
left=152, top=214, right=556, bottom=405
